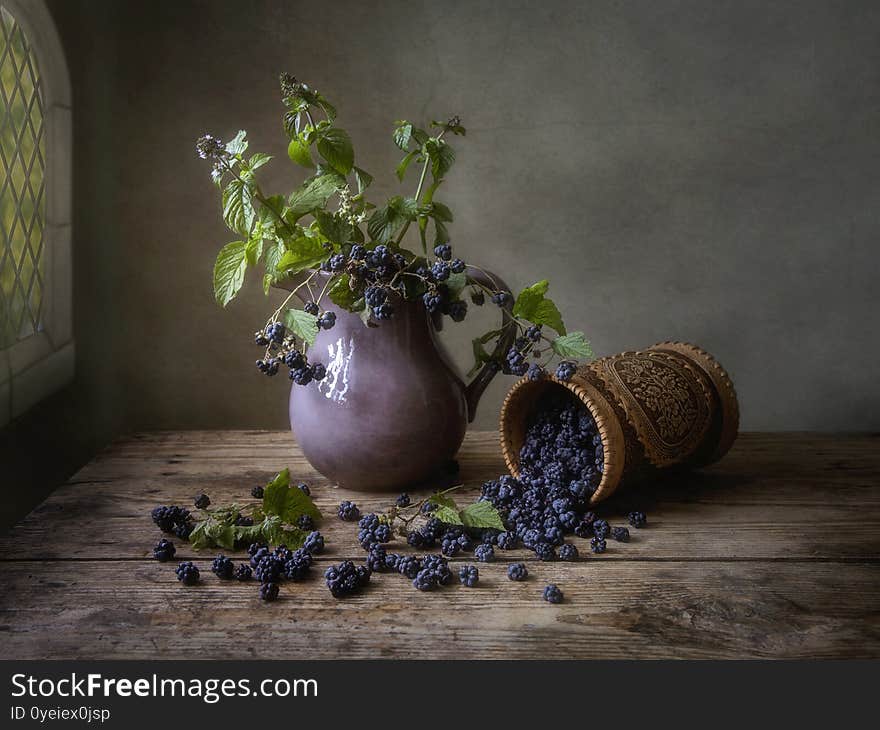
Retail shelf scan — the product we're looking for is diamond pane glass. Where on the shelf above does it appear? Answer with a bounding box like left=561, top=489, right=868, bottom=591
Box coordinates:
left=0, top=5, right=44, bottom=348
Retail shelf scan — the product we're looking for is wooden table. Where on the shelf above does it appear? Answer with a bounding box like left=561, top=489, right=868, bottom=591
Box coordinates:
left=1, top=431, right=878, bottom=659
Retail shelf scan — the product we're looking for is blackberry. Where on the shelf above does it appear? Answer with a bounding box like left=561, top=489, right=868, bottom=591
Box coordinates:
left=297, top=482, right=311, bottom=495
left=211, top=554, right=235, bottom=580
left=384, top=553, right=402, bottom=571
left=395, top=493, right=411, bottom=508
left=397, top=555, right=422, bottom=579
left=440, top=537, right=461, bottom=557
left=558, top=543, right=579, bottom=561
left=459, top=565, right=479, bottom=587
left=283, top=350, right=305, bottom=369
left=284, top=548, right=313, bottom=580
left=431, top=261, right=450, bottom=281
left=266, top=322, right=285, bottom=343
left=255, top=555, right=284, bottom=583
left=628, top=511, right=647, bottom=528
left=325, top=560, right=371, bottom=598
left=337, top=500, right=360, bottom=521
left=318, top=312, right=337, bottom=330
left=327, top=253, right=346, bottom=271
left=194, top=493, right=210, bottom=509
left=497, top=531, right=518, bottom=550
left=611, top=526, right=630, bottom=543
left=153, top=538, right=176, bottom=562
left=590, top=536, right=607, bottom=554
left=359, top=513, right=380, bottom=530
left=297, top=514, right=314, bottom=531
left=290, top=367, right=313, bottom=386
left=151, top=505, right=191, bottom=534
left=364, top=286, right=387, bottom=307
left=449, top=258, right=466, bottom=274
left=303, top=531, right=324, bottom=555
left=260, top=582, right=280, bottom=601
left=366, top=544, right=388, bottom=572
left=234, top=515, right=253, bottom=526
left=234, top=564, right=253, bottom=581
left=273, top=545, right=293, bottom=562
left=433, top=244, right=452, bottom=261
left=507, top=562, right=528, bottom=581
left=527, top=364, right=546, bottom=382
left=374, top=524, right=392, bottom=543
left=247, top=542, right=267, bottom=558
left=491, top=291, right=512, bottom=306
left=474, top=543, right=495, bottom=563
left=406, top=530, right=426, bottom=548
left=173, top=521, right=193, bottom=540
left=310, top=363, right=327, bottom=381
left=534, top=542, right=557, bottom=562
left=175, top=561, right=200, bottom=585
left=555, top=361, right=577, bottom=381
left=456, top=533, right=473, bottom=552
left=542, top=584, right=564, bottom=604
left=249, top=546, right=270, bottom=568
left=304, top=301, right=319, bottom=315
left=413, top=568, right=438, bottom=591
left=525, top=325, right=542, bottom=342
left=592, top=519, right=610, bottom=538
left=423, top=291, right=443, bottom=313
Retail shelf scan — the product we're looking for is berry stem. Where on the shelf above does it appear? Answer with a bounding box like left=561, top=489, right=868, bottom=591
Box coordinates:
left=394, top=129, right=447, bottom=248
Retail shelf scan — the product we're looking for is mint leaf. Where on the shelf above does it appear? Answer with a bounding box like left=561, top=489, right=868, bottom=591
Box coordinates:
left=433, top=505, right=463, bottom=525
left=287, top=174, right=341, bottom=222
left=284, top=308, right=319, bottom=345
left=263, top=469, right=323, bottom=524
left=317, top=128, right=354, bottom=175
left=551, top=331, right=593, bottom=359
left=248, top=153, right=272, bottom=171
left=287, top=135, right=314, bottom=168
left=393, top=121, right=412, bottom=151
left=225, top=129, right=248, bottom=156
left=459, top=501, right=506, bottom=530
left=222, top=178, right=255, bottom=235
left=213, top=241, right=249, bottom=307
left=276, top=236, right=326, bottom=275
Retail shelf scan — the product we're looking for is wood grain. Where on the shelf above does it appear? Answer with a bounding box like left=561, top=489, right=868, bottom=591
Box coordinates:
left=1, top=431, right=878, bottom=659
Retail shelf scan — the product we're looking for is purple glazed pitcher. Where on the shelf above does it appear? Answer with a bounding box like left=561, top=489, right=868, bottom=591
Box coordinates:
left=284, top=267, right=514, bottom=491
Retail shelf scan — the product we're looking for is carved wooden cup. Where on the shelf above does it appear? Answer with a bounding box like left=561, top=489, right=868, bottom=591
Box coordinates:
left=499, top=342, right=739, bottom=504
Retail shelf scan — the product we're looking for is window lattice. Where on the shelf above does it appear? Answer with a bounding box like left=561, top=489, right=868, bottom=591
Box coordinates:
left=0, top=5, right=45, bottom=349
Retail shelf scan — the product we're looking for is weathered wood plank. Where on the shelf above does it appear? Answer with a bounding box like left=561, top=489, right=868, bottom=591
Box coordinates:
left=2, top=433, right=878, bottom=561
left=0, top=560, right=876, bottom=659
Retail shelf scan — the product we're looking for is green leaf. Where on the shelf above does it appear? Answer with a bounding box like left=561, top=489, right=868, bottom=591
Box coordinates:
left=248, top=152, right=272, bottom=171
left=245, top=236, right=264, bottom=267
left=284, top=308, right=319, bottom=346
left=445, top=271, right=467, bottom=298
left=433, top=505, right=463, bottom=525
left=225, top=130, right=248, bottom=156
left=551, top=331, right=593, bottom=359
left=353, top=166, right=373, bottom=195
left=429, top=493, right=458, bottom=510
left=213, top=241, right=249, bottom=307
left=459, top=501, right=506, bottom=530
left=426, top=138, right=455, bottom=179
left=430, top=201, right=454, bottom=222
left=287, top=174, right=342, bottom=222
left=396, top=150, right=417, bottom=181
left=393, top=121, right=412, bottom=151
left=276, top=237, right=326, bottom=276
left=513, top=280, right=566, bottom=335
left=262, top=469, right=323, bottom=524
left=222, top=178, right=255, bottom=235
left=467, top=328, right=502, bottom=377
left=317, top=127, right=354, bottom=175
left=314, top=209, right=349, bottom=245
left=328, top=273, right=361, bottom=311
left=433, top=218, right=450, bottom=246
left=287, top=135, right=314, bottom=168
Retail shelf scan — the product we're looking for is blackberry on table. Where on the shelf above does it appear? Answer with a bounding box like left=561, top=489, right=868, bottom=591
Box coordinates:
left=255, top=555, right=284, bottom=583
left=175, top=561, right=200, bottom=585
left=397, top=555, right=422, bottom=579
left=543, top=584, right=564, bottom=604
left=211, top=554, right=235, bottom=580
left=384, top=553, right=402, bottom=571
left=592, top=519, right=610, bottom=538
left=251, top=485, right=264, bottom=499
left=366, top=544, right=388, bottom=572
left=534, top=542, right=557, bottom=562
left=284, top=548, right=313, bottom=580
left=260, top=582, right=280, bottom=601
left=628, top=511, right=647, bottom=528
left=153, top=539, right=176, bottom=562
left=234, top=564, right=253, bottom=581
left=496, top=531, right=518, bottom=550
left=395, top=493, right=411, bottom=508
left=558, top=543, right=579, bottom=561
left=474, top=543, right=495, bottom=563
left=507, top=562, right=528, bottom=581
left=297, top=514, right=314, bottom=531
left=247, top=542, right=267, bottom=557
left=325, top=560, right=371, bottom=598
left=194, top=493, right=210, bottom=509
left=611, top=526, right=630, bottom=542
left=413, top=569, right=438, bottom=591
left=590, top=537, right=607, bottom=554
left=337, top=500, right=361, bottom=521
left=303, top=531, right=324, bottom=555
left=249, top=546, right=270, bottom=568
left=151, top=505, right=191, bottom=534
left=459, top=565, right=479, bottom=587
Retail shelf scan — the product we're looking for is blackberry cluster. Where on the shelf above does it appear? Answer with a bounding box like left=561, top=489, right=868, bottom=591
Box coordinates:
left=507, top=562, right=528, bottom=581
left=366, top=544, right=388, bottom=572
left=175, top=561, right=200, bottom=585
left=357, top=513, right=391, bottom=548
left=253, top=321, right=328, bottom=386
left=325, top=560, right=371, bottom=598
left=337, top=501, right=360, bottom=521
left=474, top=544, right=495, bottom=563
left=151, top=506, right=193, bottom=539
left=234, top=564, right=252, bottom=581
left=254, top=554, right=284, bottom=583
left=153, top=539, right=176, bottom=562
left=303, top=531, right=324, bottom=555
left=283, top=548, right=313, bottom=580
left=459, top=565, right=479, bottom=587
left=211, top=554, right=235, bottom=580
left=396, top=555, right=422, bottom=579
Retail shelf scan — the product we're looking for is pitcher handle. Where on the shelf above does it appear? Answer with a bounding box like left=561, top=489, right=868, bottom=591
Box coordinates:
left=462, top=265, right=516, bottom=423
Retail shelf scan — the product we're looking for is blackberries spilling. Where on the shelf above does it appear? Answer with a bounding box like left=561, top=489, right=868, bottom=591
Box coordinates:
left=175, top=561, right=200, bottom=585
left=474, top=543, right=495, bottom=563
left=151, top=506, right=192, bottom=535
left=459, top=565, right=479, bottom=587
left=234, top=564, right=253, bottom=581
left=211, top=554, right=235, bottom=580
left=507, top=562, right=528, bottom=581
left=611, top=526, right=630, bottom=542
left=303, top=531, right=324, bottom=555
left=590, top=537, right=607, bottom=554
left=558, top=543, right=579, bottom=561
left=260, top=582, right=280, bottom=601
left=628, top=511, right=647, bottom=528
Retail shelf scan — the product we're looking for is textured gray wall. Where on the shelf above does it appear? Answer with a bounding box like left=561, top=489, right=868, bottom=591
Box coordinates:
left=54, top=0, right=880, bottom=432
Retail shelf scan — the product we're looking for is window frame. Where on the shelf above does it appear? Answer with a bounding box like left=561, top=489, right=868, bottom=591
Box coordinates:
left=0, top=0, right=72, bottom=427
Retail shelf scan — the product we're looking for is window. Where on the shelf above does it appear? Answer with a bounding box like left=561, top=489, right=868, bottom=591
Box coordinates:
left=0, top=0, right=71, bottom=427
